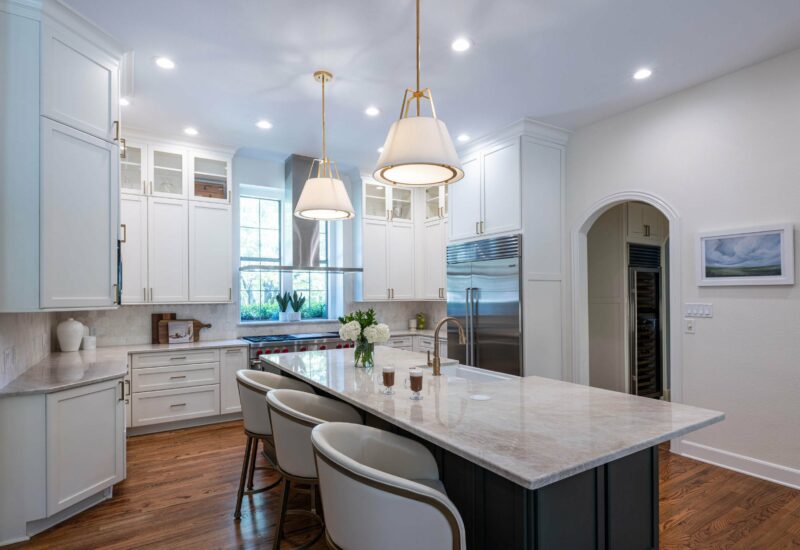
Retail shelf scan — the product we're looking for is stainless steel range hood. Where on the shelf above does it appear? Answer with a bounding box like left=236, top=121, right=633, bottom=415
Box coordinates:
left=240, top=154, right=362, bottom=274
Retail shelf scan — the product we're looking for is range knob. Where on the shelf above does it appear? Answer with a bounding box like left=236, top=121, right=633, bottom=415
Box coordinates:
left=319, top=345, right=327, bottom=350
left=336, top=344, right=342, bottom=349
left=274, top=348, right=281, bottom=354
left=299, top=346, right=307, bottom=352
left=263, top=349, right=272, bottom=355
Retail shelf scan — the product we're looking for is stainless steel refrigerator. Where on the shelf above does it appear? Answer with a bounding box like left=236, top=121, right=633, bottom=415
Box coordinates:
left=446, top=235, right=522, bottom=376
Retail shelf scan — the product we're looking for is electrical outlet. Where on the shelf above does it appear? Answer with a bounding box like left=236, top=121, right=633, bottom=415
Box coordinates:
left=684, top=319, right=695, bottom=334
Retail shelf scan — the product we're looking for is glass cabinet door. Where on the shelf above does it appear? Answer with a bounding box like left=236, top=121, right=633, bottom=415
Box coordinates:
left=120, top=143, right=145, bottom=195
left=390, top=187, right=412, bottom=222
left=364, top=182, right=388, bottom=219
left=192, top=155, right=229, bottom=202
left=151, top=146, right=185, bottom=197
left=424, top=186, right=448, bottom=220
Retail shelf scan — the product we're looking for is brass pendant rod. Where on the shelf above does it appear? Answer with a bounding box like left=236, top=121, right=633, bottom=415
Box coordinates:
left=321, top=75, right=326, bottom=164
left=415, top=0, right=421, bottom=116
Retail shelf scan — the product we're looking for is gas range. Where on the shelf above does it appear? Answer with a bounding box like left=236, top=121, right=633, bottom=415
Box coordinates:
left=242, top=332, right=353, bottom=368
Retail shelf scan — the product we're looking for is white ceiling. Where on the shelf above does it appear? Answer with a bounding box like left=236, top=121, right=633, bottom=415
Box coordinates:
left=66, top=0, right=800, bottom=172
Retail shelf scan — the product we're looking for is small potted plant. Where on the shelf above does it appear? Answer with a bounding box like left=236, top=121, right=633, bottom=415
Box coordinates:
left=338, top=308, right=390, bottom=368
left=275, top=292, right=292, bottom=322
left=288, top=291, right=305, bottom=321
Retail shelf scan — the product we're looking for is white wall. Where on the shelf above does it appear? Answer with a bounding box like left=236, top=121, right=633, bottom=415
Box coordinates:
left=587, top=205, right=626, bottom=392
left=564, top=48, right=800, bottom=475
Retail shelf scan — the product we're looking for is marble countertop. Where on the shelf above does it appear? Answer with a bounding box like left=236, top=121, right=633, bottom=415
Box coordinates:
left=264, top=347, right=724, bottom=490
left=0, top=339, right=250, bottom=397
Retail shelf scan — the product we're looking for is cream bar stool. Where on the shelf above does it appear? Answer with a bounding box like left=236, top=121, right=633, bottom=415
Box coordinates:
left=234, top=370, right=314, bottom=520
left=265, top=389, right=362, bottom=550
left=311, top=422, right=466, bottom=550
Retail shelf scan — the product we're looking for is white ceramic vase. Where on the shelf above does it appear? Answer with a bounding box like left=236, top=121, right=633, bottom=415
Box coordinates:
left=290, top=311, right=302, bottom=322
left=278, top=311, right=291, bottom=322
left=57, top=318, right=85, bottom=352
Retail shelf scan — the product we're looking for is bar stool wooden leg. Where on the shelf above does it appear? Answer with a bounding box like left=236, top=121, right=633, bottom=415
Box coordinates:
left=273, top=479, right=291, bottom=550
left=234, top=435, right=253, bottom=519
left=246, top=438, right=258, bottom=490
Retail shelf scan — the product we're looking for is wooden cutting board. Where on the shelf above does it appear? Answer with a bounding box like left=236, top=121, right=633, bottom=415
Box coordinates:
left=157, top=319, right=212, bottom=344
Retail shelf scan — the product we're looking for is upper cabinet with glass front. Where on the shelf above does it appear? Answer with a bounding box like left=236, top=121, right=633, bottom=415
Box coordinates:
left=424, top=185, right=448, bottom=221
left=120, top=141, right=147, bottom=195
left=362, top=179, right=413, bottom=223
left=149, top=143, right=187, bottom=198
left=191, top=152, right=231, bottom=203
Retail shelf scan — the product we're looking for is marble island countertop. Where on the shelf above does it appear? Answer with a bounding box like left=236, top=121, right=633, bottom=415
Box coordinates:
left=0, top=339, right=250, bottom=397
left=264, top=347, right=724, bottom=490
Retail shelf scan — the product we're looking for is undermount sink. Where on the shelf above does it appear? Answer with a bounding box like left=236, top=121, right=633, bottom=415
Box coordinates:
left=438, top=364, right=515, bottom=383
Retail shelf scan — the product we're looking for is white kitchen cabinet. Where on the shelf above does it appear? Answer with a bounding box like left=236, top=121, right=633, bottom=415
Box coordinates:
left=424, top=185, right=448, bottom=221
left=362, top=219, right=390, bottom=300
left=120, top=195, right=148, bottom=304
left=189, top=202, right=232, bottom=302
left=46, top=378, right=125, bottom=515
left=220, top=347, right=247, bottom=414
left=149, top=143, right=187, bottom=198
left=190, top=152, right=231, bottom=203
left=120, top=141, right=147, bottom=195
left=41, top=21, right=119, bottom=143
left=449, top=154, right=482, bottom=241
left=132, top=385, right=220, bottom=427
left=387, top=223, right=416, bottom=299
left=421, top=219, right=447, bottom=300
left=627, top=202, right=665, bottom=244
left=482, top=139, right=521, bottom=235
left=147, top=197, right=188, bottom=303
left=362, top=179, right=413, bottom=223
left=40, top=118, right=119, bottom=309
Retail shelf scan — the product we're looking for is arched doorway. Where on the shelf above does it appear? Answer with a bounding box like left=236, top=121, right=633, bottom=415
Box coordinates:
left=571, top=191, right=683, bottom=405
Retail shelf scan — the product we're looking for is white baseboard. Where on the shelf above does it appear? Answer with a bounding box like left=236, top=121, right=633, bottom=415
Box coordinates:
left=675, top=439, right=800, bottom=490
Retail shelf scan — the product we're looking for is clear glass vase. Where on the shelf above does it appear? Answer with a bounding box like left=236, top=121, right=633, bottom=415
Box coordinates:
left=354, top=337, right=375, bottom=368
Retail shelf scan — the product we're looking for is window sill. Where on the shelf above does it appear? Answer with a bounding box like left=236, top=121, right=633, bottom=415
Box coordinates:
left=237, top=319, right=340, bottom=327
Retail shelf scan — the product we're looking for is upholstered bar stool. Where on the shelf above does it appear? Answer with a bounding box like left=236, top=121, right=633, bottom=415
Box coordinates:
left=311, top=422, right=466, bottom=550
left=265, top=389, right=362, bottom=550
left=234, top=370, right=314, bottom=520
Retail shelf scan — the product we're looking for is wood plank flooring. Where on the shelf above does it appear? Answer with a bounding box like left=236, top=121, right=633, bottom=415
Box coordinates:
left=11, top=421, right=800, bottom=549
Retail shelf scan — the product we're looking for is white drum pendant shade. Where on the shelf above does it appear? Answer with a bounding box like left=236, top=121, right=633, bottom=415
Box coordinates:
left=295, top=175, right=354, bottom=220
left=373, top=116, right=463, bottom=186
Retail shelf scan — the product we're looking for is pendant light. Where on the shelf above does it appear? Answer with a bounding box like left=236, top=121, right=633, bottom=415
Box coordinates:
left=373, top=0, right=463, bottom=187
left=295, top=70, right=355, bottom=220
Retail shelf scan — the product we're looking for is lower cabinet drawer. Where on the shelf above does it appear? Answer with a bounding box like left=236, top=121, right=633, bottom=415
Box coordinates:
left=132, top=362, right=219, bottom=392
left=386, top=336, right=414, bottom=348
left=132, top=349, right=220, bottom=369
left=417, top=336, right=435, bottom=352
left=131, top=385, right=220, bottom=427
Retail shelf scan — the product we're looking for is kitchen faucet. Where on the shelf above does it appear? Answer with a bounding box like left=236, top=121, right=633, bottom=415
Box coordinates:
left=428, top=317, right=466, bottom=376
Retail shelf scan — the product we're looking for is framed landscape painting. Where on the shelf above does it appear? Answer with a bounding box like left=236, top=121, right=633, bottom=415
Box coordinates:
left=697, top=224, right=794, bottom=286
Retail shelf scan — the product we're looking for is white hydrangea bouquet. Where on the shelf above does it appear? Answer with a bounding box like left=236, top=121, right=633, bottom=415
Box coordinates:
left=338, top=308, right=390, bottom=368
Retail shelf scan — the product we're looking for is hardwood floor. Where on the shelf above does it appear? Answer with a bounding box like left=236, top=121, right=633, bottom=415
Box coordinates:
left=11, top=422, right=800, bottom=549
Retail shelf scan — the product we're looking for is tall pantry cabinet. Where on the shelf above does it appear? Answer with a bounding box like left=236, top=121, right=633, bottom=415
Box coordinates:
left=0, top=0, right=126, bottom=311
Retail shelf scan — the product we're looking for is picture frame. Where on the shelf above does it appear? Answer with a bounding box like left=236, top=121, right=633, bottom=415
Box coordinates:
left=167, top=320, right=194, bottom=343
left=697, top=224, right=794, bottom=286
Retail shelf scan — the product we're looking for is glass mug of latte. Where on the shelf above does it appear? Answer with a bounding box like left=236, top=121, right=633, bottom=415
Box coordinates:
left=403, top=368, right=423, bottom=400
left=381, top=366, right=395, bottom=395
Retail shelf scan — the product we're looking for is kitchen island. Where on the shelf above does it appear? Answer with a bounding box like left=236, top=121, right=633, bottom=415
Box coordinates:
left=264, top=346, right=723, bottom=550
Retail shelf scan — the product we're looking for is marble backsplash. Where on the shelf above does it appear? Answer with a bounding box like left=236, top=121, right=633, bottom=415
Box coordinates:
left=0, top=312, right=52, bottom=387
left=55, top=301, right=447, bottom=348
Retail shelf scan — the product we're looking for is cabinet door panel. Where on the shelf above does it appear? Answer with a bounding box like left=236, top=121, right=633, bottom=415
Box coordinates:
left=42, top=24, right=118, bottom=142
left=388, top=223, right=415, bottom=299
left=220, top=347, right=246, bottom=414
left=120, top=141, right=147, bottom=195
left=362, top=219, right=389, bottom=300
left=41, top=119, right=118, bottom=308
left=191, top=153, right=230, bottom=203
left=422, top=220, right=446, bottom=299
left=149, top=144, right=187, bottom=198
left=483, top=139, right=521, bottom=236
left=449, top=155, right=481, bottom=241
left=120, top=195, right=148, bottom=304
left=189, top=202, right=231, bottom=302
left=46, top=379, right=124, bottom=514
left=148, top=197, right=188, bottom=302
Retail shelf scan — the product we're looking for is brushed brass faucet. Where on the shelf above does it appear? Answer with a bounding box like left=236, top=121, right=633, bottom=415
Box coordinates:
left=428, top=317, right=466, bottom=376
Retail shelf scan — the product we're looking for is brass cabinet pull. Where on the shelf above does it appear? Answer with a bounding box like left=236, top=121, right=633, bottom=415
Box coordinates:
left=113, top=120, right=120, bottom=142
left=149, top=287, right=153, bottom=301
left=169, top=356, right=187, bottom=361
left=387, top=288, right=391, bottom=299
left=112, top=283, right=118, bottom=304
left=228, top=288, right=232, bottom=301
left=119, top=137, right=127, bottom=159
left=118, top=380, right=124, bottom=401
left=169, top=375, right=187, bottom=380
left=480, top=221, right=485, bottom=234
left=170, top=403, right=187, bottom=408
left=475, top=221, right=480, bottom=234
left=644, top=224, right=651, bottom=237
left=143, top=288, right=146, bottom=301
left=124, top=379, right=131, bottom=396
left=120, top=223, right=127, bottom=243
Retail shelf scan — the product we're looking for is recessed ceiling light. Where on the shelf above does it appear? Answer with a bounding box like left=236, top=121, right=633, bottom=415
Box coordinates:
left=633, top=68, right=652, bottom=80
left=457, top=134, right=470, bottom=143
left=365, top=106, right=380, bottom=117
left=183, top=127, right=198, bottom=136
left=256, top=119, right=273, bottom=130
left=377, top=147, right=384, bottom=153
left=119, top=97, right=130, bottom=106
left=451, top=37, right=472, bottom=52
left=155, top=56, right=175, bottom=70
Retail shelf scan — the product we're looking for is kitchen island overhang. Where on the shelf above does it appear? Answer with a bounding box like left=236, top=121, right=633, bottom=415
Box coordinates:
left=263, top=347, right=723, bottom=550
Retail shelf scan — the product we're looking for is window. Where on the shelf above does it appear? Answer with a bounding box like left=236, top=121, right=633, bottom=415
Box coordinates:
left=239, top=194, right=330, bottom=322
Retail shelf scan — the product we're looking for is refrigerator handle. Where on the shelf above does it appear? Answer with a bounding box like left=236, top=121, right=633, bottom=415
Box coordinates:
left=465, top=287, right=472, bottom=365
left=470, top=287, right=478, bottom=368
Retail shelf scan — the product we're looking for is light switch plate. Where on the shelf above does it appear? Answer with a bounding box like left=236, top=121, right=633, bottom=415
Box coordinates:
left=684, top=303, right=713, bottom=318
